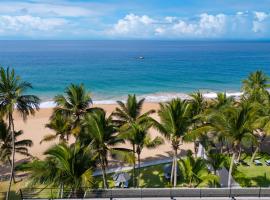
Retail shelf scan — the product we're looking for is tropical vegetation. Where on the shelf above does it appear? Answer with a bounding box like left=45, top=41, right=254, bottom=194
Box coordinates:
left=1, top=67, right=270, bottom=199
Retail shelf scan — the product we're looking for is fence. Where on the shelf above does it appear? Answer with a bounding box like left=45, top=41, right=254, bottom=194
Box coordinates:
left=20, top=187, right=270, bottom=199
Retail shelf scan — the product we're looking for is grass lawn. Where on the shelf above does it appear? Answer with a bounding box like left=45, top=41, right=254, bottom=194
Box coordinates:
left=0, top=162, right=180, bottom=199
left=95, top=162, right=183, bottom=188
left=233, top=152, right=270, bottom=187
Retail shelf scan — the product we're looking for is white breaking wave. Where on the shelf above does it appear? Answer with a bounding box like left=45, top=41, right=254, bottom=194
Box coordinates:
left=39, top=91, right=243, bottom=108
left=40, top=101, right=57, bottom=108
left=40, top=100, right=117, bottom=108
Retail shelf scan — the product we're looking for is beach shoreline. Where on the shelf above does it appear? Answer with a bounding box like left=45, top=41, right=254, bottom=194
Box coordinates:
left=39, top=91, right=243, bottom=108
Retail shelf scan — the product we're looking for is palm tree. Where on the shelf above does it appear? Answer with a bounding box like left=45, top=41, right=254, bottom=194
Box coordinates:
left=112, top=94, right=155, bottom=125
left=0, top=67, right=40, bottom=200
left=212, top=92, right=234, bottom=110
left=0, top=120, right=33, bottom=182
left=178, top=151, right=219, bottom=187
left=112, top=94, right=155, bottom=186
left=120, top=119, right=164, bottom=187
left=250, top=94, right=270, bottom=163
left=202, top=102, right=257, bottom=187
left=17, top=142, right=97, bottom=198
left=53, top=84, right=95, bottom=137
left=188, top=92, right=208, bottom=156
left=154, top=98, right=192, bottom=187
left=203, top=92, right=235, bottom=154
left=207, top=150, right=226, bottom=175
left=242, top=70, right=269, bottom=102
left=40, top=113, right=72, bottom=143
left=189, top=91, right=207, bottom=116
left=81, top=109, right=131, bottom=189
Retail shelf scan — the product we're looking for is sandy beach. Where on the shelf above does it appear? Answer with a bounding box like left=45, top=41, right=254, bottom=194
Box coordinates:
left=13, top=102, right=193, bottom=163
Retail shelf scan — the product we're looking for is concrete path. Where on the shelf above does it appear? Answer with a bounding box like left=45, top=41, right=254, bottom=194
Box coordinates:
left=93, top=158, right=172, bottom=176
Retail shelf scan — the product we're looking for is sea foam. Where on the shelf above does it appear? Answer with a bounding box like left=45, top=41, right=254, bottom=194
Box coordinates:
left=39, top=91, right=243, bottom=108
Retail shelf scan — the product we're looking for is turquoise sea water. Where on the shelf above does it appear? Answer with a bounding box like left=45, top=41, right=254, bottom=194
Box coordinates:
left=0, top=40, right=269, bottom=104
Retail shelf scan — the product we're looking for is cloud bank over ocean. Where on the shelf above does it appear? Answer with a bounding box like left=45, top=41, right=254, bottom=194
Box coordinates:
left=108, top=12, right=270, bottom=39
left=0, top=0, right=269, bottom=39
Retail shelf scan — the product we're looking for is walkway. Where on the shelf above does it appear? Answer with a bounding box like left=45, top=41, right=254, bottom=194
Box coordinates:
left=93, top=158, right=172, bottom=176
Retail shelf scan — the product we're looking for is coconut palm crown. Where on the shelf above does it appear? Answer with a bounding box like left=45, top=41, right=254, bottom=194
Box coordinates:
left=0, top=67, right=40, bottom=200
left=0, top=120, right=32, bottom=167
left=17, top=142, right=97, bottom=198
left=242, top=70, right=270, bottom=102
left=53, top=84, right=96, bottom=137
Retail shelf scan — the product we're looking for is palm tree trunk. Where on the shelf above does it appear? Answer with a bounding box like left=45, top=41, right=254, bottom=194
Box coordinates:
left=170, top=156, right=175, bottom=184
left=189, top=177, right=193, bottom=187
left=137, top=152, right=141, bottom=188
left=59, top=182, right=64, bottom=198
left=237, top=146, right=242, bottom=162
left=6, top=113, right=15, bottom=200
left=7, top=157, right=16, bottom=183
left=132, top=144, right=136, bottom=187
left=250, top=146, right=259, bottom=164
left=228, top=152, right=236, bottom=187
left=101, top=157, right=108, bottom=189
left=220, top=140, right=224, bottom=154
left=194, top=141, right=197, bottom=158
left=250, top=135, right=265, bottom=164
left=173, top=149, right=178, bottom=187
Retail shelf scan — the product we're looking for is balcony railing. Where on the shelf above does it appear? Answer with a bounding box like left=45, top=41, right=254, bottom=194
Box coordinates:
left=20, top=187, right=270, bottom=199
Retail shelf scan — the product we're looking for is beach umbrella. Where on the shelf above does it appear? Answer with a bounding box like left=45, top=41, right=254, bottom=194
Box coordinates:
left=112, top=173, right=118, bottom=181
left=197, top=143, right=208, bottom=159
left=115, top=172, right=130, bottom=183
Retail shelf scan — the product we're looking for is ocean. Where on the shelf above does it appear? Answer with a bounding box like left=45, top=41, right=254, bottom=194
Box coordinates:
left=0, top=40, right=269, bottom=107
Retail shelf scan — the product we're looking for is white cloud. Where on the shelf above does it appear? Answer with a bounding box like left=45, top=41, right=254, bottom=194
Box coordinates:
left=108, top=11, right=270, bottom=39
left=109, top=13, right=227, bottom=38
left=0, top=15, right=66, bottom=34
left=165, top=16, right=177, bottom=23
left=254, top=11, right=268, bottom=22
left=198, top=13, right=226, bottom=35
left=163, top=13, right=226, bottom=37
left=252, top=11, right=270, bottom=33
left=109, top=13, right=155, bottom=37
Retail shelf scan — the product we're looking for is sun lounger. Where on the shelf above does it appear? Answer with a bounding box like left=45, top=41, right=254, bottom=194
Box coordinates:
left=239, top=160, right=250, bottom=166
left=254, top=159, right=262, bottom=166
left=265, top=160, right=270, bottom=166
left=123, top=181, right=129, bottom=188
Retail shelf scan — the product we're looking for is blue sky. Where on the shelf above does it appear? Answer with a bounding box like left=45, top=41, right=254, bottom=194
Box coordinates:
left=0, top=0, right=270, bottom=39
